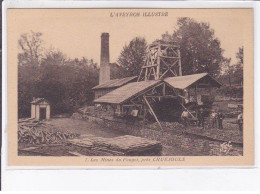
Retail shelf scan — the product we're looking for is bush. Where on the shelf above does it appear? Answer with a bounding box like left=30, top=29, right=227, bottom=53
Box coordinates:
left=216, top=86, right=243, bottom=99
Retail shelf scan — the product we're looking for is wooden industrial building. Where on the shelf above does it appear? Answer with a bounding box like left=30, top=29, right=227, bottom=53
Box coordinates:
left=94, top=73, right=221, bottom=129
left=93, top=33, right=222, bottom=130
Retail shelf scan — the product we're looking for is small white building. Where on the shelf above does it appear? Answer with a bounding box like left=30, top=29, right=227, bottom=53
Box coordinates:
left=31, top=98, right=51, bottom=120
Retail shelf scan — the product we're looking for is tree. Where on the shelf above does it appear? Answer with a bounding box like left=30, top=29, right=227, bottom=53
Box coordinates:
left=236, top=47, right=244, bottom=66
left=233, top=47, right=243, bottom=86
left=18, top=32, right=99, bottom=118
left=117, top=37, right=147, bottom=77
left=217, top=46, right=244, bottom=87
left=172, top=17, right=224, bottom=76
left=41, top=47, right=68, bottom=66
left=221, top=57, right=233, bottom=86
left=18, top=31, right=44, bottom=66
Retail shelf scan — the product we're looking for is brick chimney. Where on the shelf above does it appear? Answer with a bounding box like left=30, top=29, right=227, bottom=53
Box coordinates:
left=99, top=32, right=110, bottom=84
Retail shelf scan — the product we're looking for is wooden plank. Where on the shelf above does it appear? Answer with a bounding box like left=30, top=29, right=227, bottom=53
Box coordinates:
left=144, top=95, right=178, bottom=98
left=137, top=68, right=143, bottom=82
left=179, top=102, right=197, bottom=120
left=156, top=44, right=161, bottom=80
left=144, top=66, right=148, bottom=81
left=142, top=64, right=158, bottom=68
left=162, top=83, right=166, bottom=96
left=143, top=96, right=163, bottom=131
left=160, top=55, right=179, bottom=59
left=178, top=49, right=182, bottom=76
left=195, top=83, right=198, bottom=117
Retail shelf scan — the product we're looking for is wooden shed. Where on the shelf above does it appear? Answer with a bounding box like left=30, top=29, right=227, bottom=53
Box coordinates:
left=31, top=98, right=51, bottom=120
left=94, top=73, right=221, bottom=130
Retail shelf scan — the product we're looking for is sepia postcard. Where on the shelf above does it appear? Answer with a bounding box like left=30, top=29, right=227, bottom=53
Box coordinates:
left=6, top=7, right=254, bottom=167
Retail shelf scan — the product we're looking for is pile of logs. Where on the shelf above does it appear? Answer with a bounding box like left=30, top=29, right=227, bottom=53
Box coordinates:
left=18, top=118, right=80, bottom=145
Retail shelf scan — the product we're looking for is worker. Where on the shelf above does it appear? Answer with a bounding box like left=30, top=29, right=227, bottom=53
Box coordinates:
left=197, top=108, right=205, bottom=128
left=210, top=109, right=217, bottom=128
left=237, top=111, right=243, bottom=134
left=130, top=109, right=139, bottom=117
left=181, top=110, right=189, bottom=127
left=217, top=111, right=224, bottom=129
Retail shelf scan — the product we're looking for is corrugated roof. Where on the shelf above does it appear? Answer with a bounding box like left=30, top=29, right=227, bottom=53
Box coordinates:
left=94, top=80, right=161, bottom=104
left=164, top=73, right=221, bottom=89
left=92, top=76, right=137, bottom=90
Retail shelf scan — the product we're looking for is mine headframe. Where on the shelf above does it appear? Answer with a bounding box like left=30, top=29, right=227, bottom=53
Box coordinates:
left=138, top=39, right=182, bottom=81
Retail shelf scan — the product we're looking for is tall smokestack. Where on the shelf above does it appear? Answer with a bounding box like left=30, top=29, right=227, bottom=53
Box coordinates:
left=99, top=32, right=110, bottom=84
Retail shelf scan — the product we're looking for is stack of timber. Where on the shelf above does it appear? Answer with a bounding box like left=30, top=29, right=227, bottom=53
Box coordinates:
left=72, top=105, right=115, bottom=121
left=71, top=112, right=88, bottom=120
left=18, top=118, right=80, bottom=145
left=93, top=135, right=162, bottom=156
left=68, top=135, right=162, bottom=156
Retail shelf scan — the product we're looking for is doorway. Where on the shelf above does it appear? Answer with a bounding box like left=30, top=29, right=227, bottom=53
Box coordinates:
left=40, top=107, right=47, bottom=120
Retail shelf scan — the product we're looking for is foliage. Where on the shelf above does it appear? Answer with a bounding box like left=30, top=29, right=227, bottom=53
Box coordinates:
left=232, top=47, right=243, bottom=85
left=172, top=17, right=224, bottom=76
left=117, top=37, right=147, bottom=77
left=110, top=62, right=125, bottom=79
left=218, top=47, right=243, bottom=86
left=219, top=57, right=233, bottom=86
left=18, top=31, right=45, bottom=66
left=216, top=86, right=243, bottom=98
left=18, top=32, right=98, bottom=118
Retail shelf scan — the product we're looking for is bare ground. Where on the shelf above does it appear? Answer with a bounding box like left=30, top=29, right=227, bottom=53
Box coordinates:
left=41, top=117, right=242, bottom=156
left=45, top=118, right=125, bottom=138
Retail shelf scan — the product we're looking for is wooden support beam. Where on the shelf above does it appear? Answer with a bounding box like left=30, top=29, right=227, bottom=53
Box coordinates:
left=143, top=106, right=147, bottom=125
left=144, top=95, right=178, bottom=98
left=162, top=83, right=166, bottom=96
left=160, top=55, right=180, bottom=59
left=143, top=96, right=163, bottom=131
left=170, top=48, right=178, bottom=56
left=195, top=83, right=198, bottom=117
left=179, top=102, right=197, bottom=120
left=137, top=68, right=144, bottom=82
left=123, top=104, right=142, bottom=107
left=169, top=68, right=177, bottom=77
left=178, top=49, right=182, bottom=76
left=147, top=67, right=152, bottom=79
left=160, top=59, right=178, bottom=78
left=188, top=88, right=190, bottom=102
left=130, top=82, right=164, bottom=102
left=145, top=66, right=148, bottom=81
left=141, top=64, right=158, bottom=68
left=156, top=44, right=161, bottom=80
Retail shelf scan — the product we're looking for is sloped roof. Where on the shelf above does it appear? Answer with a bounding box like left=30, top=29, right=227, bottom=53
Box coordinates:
left=30, top=98, right=49, bottom=104
left=92, top=76, right=137, bottom=90
left=94, top=73, right=221, bottom=105
left=164, top=73, right=221, bottom=89
left=94, top=80, right=161, bottom=104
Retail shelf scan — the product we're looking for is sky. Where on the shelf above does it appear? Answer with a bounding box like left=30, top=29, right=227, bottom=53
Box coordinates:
left=8, top=9, right=252, bottom=66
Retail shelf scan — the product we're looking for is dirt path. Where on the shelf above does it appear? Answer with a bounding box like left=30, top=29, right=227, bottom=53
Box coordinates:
left=45, top=118, right=126, bottom=138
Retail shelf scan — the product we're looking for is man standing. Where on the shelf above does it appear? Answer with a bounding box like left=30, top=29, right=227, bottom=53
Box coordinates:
left=181, top=110, right=189, bottom=127
left=237, top=111, right=243, bottom=134
left=210, top=109, right=217, bottom=128
left=197, top=108, right=205, bottom=128
left=217, top=111, right=224, bottom=129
